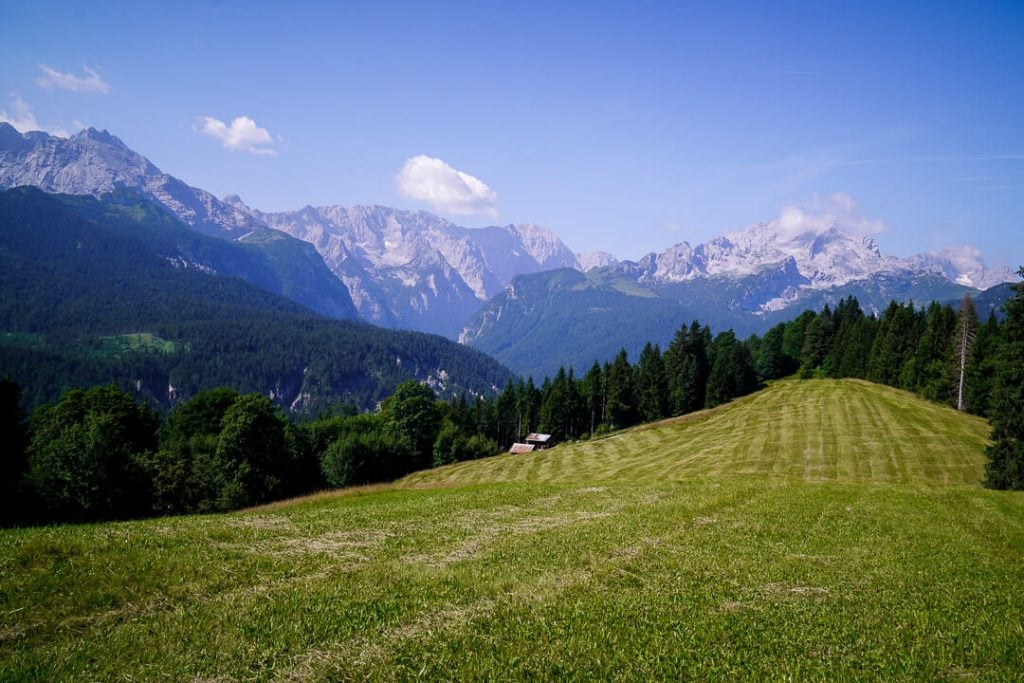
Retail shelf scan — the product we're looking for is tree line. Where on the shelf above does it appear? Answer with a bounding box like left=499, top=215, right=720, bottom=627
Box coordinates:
left=3, top=276, right=1023, bottom=526
left=0, top=380, right=499, bottom=525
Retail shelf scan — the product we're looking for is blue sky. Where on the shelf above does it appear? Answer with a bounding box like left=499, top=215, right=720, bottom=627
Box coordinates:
left=2, top=0, right=1022, bottom=267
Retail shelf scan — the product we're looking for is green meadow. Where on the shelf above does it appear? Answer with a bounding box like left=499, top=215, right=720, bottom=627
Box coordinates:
left=2, top=379, right=1022, bottom=681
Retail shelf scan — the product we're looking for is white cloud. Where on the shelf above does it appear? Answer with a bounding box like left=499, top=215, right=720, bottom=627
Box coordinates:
left=0, top=95, right=69, bottom=137
left=396, top=155, right=498, bottom=218
left=36, top=64, right=110, bottom=94
left=775, top=192, right=885, bottom=240
left=195, top=115, right=277, bottom=156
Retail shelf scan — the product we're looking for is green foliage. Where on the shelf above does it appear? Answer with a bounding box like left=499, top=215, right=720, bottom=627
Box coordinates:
left=432, top=419, right=499, bottom=467
left=381, top=381, right=442, bottom=472
left=635, top=343, right=668, bottom=422
left=321, top=427, right=411, bottom=488
left=664, top=321, right=711, bottom=415
left=213, top=394, right=301, bottom=509
left=539, top=367, right=579, bottom=440
left=755, top=323, right=791, bottom=382
left=605, top=349, right=638, bottom=429
left=985, top=268, right=1024, bottom=489
left=25, top=385, right=157, bottom=521
left=146, top=388, right=240, bottom=514
left=0, top=187, right=513, bottom=413
left=705, top=331, right=758, bottom=408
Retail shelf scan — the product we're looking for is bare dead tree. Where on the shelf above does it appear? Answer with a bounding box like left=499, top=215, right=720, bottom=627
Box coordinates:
left=955, top=294, right=977, bottom=411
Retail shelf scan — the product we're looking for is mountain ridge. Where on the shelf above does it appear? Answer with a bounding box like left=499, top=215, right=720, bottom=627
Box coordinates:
left=0, top=186, right=512, bottom=410
left=0, top=123, right=359, bottom=320
left=254, top=203, right=581, bottom=337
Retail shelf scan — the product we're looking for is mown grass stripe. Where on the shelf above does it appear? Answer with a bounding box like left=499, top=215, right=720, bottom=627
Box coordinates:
left=403, top=380, right=990, bottom=489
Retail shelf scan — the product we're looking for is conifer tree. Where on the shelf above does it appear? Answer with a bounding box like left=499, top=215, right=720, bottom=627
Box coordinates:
left=665, top=321, right=710, bottom=415
left=756, top=323, right=789, bottom=382
left=581, top=361, right=604, bottom=435
left=705, top=331, right=758, bottom=408
left=800, top=305, right=834, bottom=374
left=967, top=311, right=1001, bottom=417
left=539, top=367, right=573, bottom=440
left=912, top=302, right=956, bottom=403
left=984, top=268, right=1024, bottom=489
left=636, top=343, right=668, bottom=422
left=605, top=349, right=638, bottom=429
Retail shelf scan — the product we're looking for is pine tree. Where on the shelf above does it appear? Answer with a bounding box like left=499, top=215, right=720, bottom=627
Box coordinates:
left=705, top=331, right=758, bottom=408
left=984, top=268, right=1024, bottom=489
left=967, top=312, right=1001, bottom=417
left=664, top=321, right=710, bottom=415
left=800, top=305, right=834, bottom=374
left=912, top=302, right=956, bottom=404
left=539, top=367, right=573, bottom=440
left=581, top=361, right=604, bottom=436
left=496, top=380, right=517, bottom=447
left=756, top=323, right=789, bottom=382
left=636, top=343, right=668, bottom=422
left=605, top=349, right=638, bottom=429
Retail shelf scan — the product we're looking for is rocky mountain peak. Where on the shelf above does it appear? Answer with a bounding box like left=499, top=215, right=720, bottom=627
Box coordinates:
left=78, top=127, right=127, bottom=148
left=0, top=125, right=261, bottom=238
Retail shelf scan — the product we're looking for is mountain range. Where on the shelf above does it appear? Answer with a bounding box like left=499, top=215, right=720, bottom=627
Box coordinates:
left=0, top=121, right=1016, bottom=380
left=252, top=203, right=579, bottom=337
left=460, top=219, right=1015, bottom=377
left=0, top=123, right=582, bottom=338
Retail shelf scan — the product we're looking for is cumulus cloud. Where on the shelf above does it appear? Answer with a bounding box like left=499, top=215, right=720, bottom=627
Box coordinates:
left=0, top=95, right=69, bottom=137
left=775, top=192, right=885, bottom=240
left=195, top=115, right=277, bottom=156
left=36, top=64, right=110, bottom=94
left=396, top=155, right=498, bottom=218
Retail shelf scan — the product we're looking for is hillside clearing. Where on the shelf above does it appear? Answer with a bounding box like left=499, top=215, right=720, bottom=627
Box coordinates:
left=402, top=379, right=992, bottom=488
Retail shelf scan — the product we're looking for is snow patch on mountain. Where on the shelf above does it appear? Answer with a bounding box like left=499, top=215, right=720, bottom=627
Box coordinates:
left=908, top=246, right=1016, bottom=290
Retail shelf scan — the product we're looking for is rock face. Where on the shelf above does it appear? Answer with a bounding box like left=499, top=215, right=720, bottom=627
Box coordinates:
left=0, top=123, right=359, bottom=319
left=0, top=124, right=263, bottom=238
left=0, top=122, right=583, bottom=337
left=576, top=250, right=620, bottom=271
left=256, top=205, right=580, bottom=338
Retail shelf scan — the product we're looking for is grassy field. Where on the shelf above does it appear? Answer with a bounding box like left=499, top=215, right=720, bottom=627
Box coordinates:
left=2, top=379, right=1022, bottom=681
left=403, top=379, right=992, bottom=488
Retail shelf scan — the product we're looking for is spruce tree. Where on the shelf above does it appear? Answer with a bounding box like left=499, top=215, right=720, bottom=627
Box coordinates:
left=967, top=312, right=1001, bottom=417
left=705, top=331, right=758, bottom=408
left=665, top=321, right=710, bottom=415
left=605, top=349, right=638, bottom=429
left=581, top=361, right=604, bottom=435
left=636, top=343, right=668, bottom=422
left=984, top=268, right=1024, bottom=489
left=756, top=323, right=789, bottom=382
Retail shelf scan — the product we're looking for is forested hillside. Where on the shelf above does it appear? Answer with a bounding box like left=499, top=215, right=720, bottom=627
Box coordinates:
left=0, top=187, right=512, bottom=411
